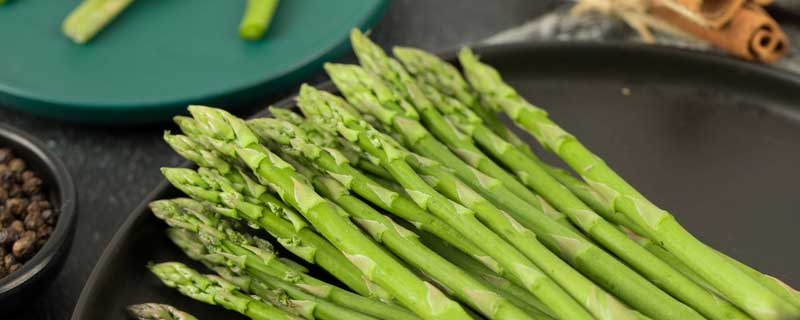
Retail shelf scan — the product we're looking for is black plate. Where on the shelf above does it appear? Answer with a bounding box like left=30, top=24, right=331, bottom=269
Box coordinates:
left=71, top=42, right=800, bottom=320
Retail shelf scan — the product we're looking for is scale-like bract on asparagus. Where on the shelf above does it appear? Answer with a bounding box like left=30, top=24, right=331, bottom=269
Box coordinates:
left=185, top=106, right=472, bottom=320
left=127, top=303, right=199, bottom=320
left=396, top=46, right=749, bottom=320
left=149, top=262, right=304, bottom=320
left=295, top=85, right=597, bottom=320
left=151, top=198, right=410, bottom=320
left=459, top=47, right=800, bottom=320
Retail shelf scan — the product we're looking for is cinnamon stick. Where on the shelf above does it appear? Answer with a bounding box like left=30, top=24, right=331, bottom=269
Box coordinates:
left=651, top=3, right=788, bottom=62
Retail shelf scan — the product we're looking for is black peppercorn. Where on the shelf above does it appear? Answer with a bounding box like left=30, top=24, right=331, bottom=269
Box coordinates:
left=12, top=231, right=36, bottom=259
left=8, top=159, right=25, bottom=173
left=0, top=149, right=11, bottom=164
left=0, top=148, right=56, bottom=279
left=24, top=210, right=44, bottom=230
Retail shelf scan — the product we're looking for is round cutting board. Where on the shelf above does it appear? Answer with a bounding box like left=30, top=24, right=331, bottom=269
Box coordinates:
left=0, top=0, right=387, bottom=123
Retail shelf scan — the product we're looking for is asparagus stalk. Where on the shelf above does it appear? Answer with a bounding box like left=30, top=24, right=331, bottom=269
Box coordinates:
left=331, top=48, right=700, bottom=319
left=239, top=0, right=279, bottom=40
left=350, top=30, right=541, bottom=207
left=186, top=106, right=472, bottom=320
left=160, top=166, right=395, bottom=302
left=396, top=47, right=751, bottom=320
left=459, top=47, right=800, bottom=320
left=171, top=228, right=377, bottom=320
left=404, top=149, right=651, bottom=320
left=127, top=303, right=198, bottom=320
left=62, top=0, right=133, bottom=44
left=398, top=48, right=798, bottom=311
left=163, top=124, right=400, bottom=303
left=324, top=63, right=544, bottom=227
left=149, top=262, right=303, bottom=320
left=209, top=266, right=318, bottom=319
left=152, top=199, right=415, bottom=320
left=296, top=85, right=596, bottom=320
left=415, top=230, right=556, bottom=319
left=299, top=161, right=536, bottom=320
left=246, top=116, right=504, bottom=276
left=392, top=46, right=614, bottom=224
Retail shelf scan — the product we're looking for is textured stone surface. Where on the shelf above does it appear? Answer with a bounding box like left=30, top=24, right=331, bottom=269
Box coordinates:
left=0, top=0, right=553, bottom=318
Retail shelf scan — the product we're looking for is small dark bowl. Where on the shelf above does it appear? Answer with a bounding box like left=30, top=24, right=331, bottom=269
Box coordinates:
left=0, top=123, right=77, bottom=312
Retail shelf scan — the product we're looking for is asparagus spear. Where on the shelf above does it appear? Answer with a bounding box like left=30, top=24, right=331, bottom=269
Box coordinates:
left=246, top=116, right=504, bottom=276
left=127, top=303, right=198, bottom=320
left=209, top=266, right=318, bottom=319
left=149, top=262, right=303, bottom=320
left=396, top=47, right=799, bottom=311
left=293, top=158, right=536, bottom=320
left=239, top=0, right=279, bottom=40
left=328, top=51, right=699, bottom=319
left=171, top=228, right=378, bottom=320
left=295, top=85, right=596, bottom=320
left=160, top=166, right=394, bottom=301
left=164, top=124, right=401, bottom=303
left=459, top=47, right=800, bottom=320
left=396, top=47, right=751, bottom=320
left=349, top=30, right=541, bottom=207
left=152, top=199, right=415, bottom=320
left=392, top=46, right=616, bottom=224
left=186, top=106, right=472, bottom=320
left=62, top=0, right=133, bottom=44
left=414, top=230, right=556, bottom=319
left=324, top=63, right=540, bottom=226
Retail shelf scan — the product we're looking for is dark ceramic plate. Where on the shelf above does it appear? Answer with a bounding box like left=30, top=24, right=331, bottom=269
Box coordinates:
left=72, top=42, right=800, bottom=320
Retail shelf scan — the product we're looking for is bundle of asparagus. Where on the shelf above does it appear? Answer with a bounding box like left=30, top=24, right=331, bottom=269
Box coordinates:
left=146, top=29, right=800, bottom=320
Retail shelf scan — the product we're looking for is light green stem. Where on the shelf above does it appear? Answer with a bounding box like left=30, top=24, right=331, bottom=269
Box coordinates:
left=239, top=0, right=279, bottom=40
left=62, top=0, right=133, bottom=44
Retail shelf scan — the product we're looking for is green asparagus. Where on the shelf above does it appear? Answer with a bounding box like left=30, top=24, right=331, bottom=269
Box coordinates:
left=239, top=0, right=279, bottom=40
left=397, top=46, right=749, bottom=320
left=160, top=166, right=395, bottom=302
left=62, top=0, right=133, bottom=44
left=330, top=42, right=700, bottom=319
left=186, top=106, right=472, bottom=320
left=152, top=198, right=415, bottom=320
left=127, top=303, right=198, bottom=320
left=247, top=116, right=504, bottom=276
left=459, top=47, right=800, bottom=320
left=350, top=29, right=541, bottom=207
left=296, top=85, right=596, bottom=320
left=149, top=262, right=303, bottom=320
left=302, top=161, right=536, bottom=320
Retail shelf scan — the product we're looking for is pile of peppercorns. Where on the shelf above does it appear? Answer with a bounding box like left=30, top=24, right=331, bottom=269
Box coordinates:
left=0, top=148, right=57, bottom=278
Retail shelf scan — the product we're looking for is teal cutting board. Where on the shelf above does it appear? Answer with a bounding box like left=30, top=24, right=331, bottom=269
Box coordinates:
left=0, top=0, right=388, bottom=123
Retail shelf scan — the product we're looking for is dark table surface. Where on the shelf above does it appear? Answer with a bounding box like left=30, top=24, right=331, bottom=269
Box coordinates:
left=1, top=1, right=557, bottom=318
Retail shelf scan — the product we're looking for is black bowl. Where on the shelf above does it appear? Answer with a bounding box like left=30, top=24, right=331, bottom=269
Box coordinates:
left=0, top=123, right=77, bottom=312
